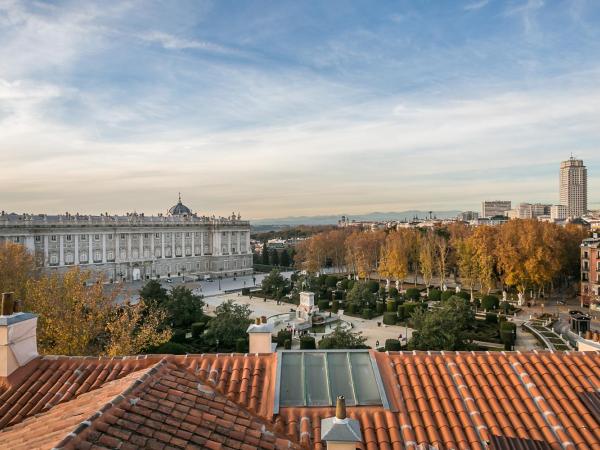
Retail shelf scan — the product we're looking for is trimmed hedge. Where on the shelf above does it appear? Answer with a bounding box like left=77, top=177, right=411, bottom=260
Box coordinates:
left=485, top=312, right=498, bottom=324
left=441, top=290, right=454, bottom=302
left=300, top=336, right=316, bottom=349
left=284, top=339, right=292, bottom=350
left=384, top=339, right=402, bottom=351
left=366, top=280, right=380, bottom=293
left=386, top=299, right=398, bottom=312
left=383, top=312, right=397, bottom=325
left=398, top=302, right=422, bottom=321
left=405, top=288, right=421, bottom=300
left=428, top=289, right=441, bottom=301
left=481, top=295, right=500, bottom=310
left=241, top=287, right=251, bottom=295
left=389, top=287, right=399, bottom=299
left=455, top=291, right=470, bottom=301
left=277, top=329, right=292, bottom=347
left=318, top=299, right=330, bottom=311
left=376, top=301, right=385, bottom=315
left=362, top=308, right=373, bottom=320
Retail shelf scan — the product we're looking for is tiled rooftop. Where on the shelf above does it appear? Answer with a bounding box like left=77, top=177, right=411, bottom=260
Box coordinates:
left=1, top=350, right=600, bottom=449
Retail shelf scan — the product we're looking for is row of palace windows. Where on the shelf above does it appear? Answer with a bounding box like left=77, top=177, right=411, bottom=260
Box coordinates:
left=23, top=231, right=246, bottom=244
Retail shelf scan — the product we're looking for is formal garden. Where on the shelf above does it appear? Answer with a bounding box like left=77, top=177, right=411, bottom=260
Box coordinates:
left=243, top=269, right=521, bottom=352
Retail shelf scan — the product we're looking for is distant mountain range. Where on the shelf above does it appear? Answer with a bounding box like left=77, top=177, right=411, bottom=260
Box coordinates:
left=250, top=210, right=462, bottom=226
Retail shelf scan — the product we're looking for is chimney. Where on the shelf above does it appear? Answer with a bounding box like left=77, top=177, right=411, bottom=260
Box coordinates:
left=246, top=316, right=275, bottom=353
left=0, top=293, right=38, bottom=378
left=320, top=396, right=363, bottom=450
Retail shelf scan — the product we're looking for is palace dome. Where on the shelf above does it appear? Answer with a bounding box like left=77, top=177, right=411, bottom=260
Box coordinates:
left=168, top=194, right=192, bottom=216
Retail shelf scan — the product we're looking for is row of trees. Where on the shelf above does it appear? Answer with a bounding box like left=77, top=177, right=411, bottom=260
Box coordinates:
left=257, top=245, right=294, bottom=267
left=295, top=220, right=587, bottom=299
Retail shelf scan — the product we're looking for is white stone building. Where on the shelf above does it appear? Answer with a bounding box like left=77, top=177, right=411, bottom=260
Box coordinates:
left=0, top=196, right=252, bottom=282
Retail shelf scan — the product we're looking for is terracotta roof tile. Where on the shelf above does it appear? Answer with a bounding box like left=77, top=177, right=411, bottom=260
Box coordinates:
left=2, top=351, right=600, bottom=449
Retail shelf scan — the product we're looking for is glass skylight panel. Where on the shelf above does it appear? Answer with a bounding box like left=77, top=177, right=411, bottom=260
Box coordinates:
left=305, top=352, right=330, bottom=406
left=278, top=351, right=384, bottom=408
left=349, top=352, right=382, bottom=405
left=326, top=352, right=356, bottom=406
left=279, top=352, right=304, bottom=406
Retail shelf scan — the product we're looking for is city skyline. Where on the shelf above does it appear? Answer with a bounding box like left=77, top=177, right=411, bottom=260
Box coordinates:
left=1, top=1, right=600, bottom=218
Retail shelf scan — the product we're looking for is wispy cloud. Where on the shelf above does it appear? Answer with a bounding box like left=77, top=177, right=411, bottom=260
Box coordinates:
left=464, top=0, right=490, bottom=11
left=139, top=31, right=231, bottom=54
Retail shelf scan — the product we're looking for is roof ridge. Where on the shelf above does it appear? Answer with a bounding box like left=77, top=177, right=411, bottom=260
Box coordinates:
left=51, top=357, right=170, bottom=449
left=166, top=356, right=301, bottom=447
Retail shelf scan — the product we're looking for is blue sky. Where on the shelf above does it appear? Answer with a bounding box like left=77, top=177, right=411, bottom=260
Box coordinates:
left=0, top=0, right=599, bottom=218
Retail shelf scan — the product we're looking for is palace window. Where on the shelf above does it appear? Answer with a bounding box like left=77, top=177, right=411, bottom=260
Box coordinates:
left=121, top=234, right=126, bottom=240
left=50, top=254, right=58, bottom=265
left=35, top=236, right=41, bottom=242
left=51, top=235, right=57, bottom=241
left=155, top=248, right=161, bottom=258
left=94, top=234, right=100, bottom=241
left=65, top=252, right=74, bottom=264
left=81, top=235, right=87, bottom=241
left=185, top=232, right=190, bottom=237
left=155, top=233, right=160, bottom=238
left=107, top=251, right=114, bottom=261
left=94, top=251, right=102, bottom=262
left=185, top=247, right=191, bottom=256
left=80, top=251, right=88, bottom=262
left=107, top=234, right=112, bottom=240
left=14, top=237, right=20, bottom=243
left=144, top=233, right=149, bottom=239
left=66, top=235, right=72, bottom=241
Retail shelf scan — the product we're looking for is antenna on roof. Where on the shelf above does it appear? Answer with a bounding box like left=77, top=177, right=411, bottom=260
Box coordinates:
left=178, top=192, right=182, bottom=202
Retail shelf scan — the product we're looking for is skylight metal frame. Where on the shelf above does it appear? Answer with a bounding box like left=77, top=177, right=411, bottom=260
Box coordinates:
left=274, top=350, right=390, bottom=414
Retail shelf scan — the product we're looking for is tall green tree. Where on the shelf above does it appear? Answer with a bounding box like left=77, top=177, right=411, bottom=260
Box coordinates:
left=261, top=242, right=270, bottom=265
left=409, top=296, right=474, bottom=351
left=262, top=269, right=286, bottom=297
left=167, top=286, right=205, bottom=327
left=139, top=279, right=169, bottom=308
left=318, top=325, right=368, bottom=349
left=270, top=249, right=280, bottom=266
left=280, top=249, right=291, bottom=267
left=205, top=300, right=252, bottom=350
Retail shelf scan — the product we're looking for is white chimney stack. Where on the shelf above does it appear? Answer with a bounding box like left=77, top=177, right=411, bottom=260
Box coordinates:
left=0, top=292, right=38, bottom=378
left=246, top=316, right=275, bottom=354
left=321, top=396, right=363, bottom=450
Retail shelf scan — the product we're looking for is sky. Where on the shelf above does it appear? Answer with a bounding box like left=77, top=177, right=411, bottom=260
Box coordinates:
left=1, top=0, right=599, bottom=219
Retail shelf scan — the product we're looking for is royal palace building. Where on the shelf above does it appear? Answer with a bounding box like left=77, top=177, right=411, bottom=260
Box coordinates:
left=0, top=196, right=252, bottom=282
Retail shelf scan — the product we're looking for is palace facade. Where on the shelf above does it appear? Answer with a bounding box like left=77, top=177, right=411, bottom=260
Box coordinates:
left=0, top=196, right=252, bottom=282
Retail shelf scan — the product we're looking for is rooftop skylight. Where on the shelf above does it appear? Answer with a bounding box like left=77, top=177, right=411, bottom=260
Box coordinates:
left=276, top=350, right=388, bottom=410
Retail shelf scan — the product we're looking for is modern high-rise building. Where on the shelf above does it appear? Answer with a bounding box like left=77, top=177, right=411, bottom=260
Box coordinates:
left=481, top=200, right=511, bottom=218
left=560, top=157, right=587, bottom=218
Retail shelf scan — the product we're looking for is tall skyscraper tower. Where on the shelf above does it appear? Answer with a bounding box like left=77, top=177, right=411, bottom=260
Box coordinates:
left=560, top=156, right=587, bottom=218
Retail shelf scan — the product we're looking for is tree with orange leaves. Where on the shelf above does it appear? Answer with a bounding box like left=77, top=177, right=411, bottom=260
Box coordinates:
left=0, top=241, right=36, bottom=302
left=379, top=231, right=410, bottom=291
